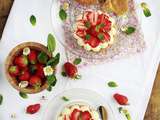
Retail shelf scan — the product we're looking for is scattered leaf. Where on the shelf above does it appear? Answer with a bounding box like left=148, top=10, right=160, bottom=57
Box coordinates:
left=118, top=107, right=131, bottom=120
left=38, top=52, right=48, bottom=64
left=47, top=53, right=60, bottom=67
left=59, top=9, right=67, bottom=21
left=19, top=92, right=28, bottom=99
left=0, top=94, right=3, bottom=105
left=141, top=2, right=151, bottom=17
left=47, top=34, right=56, bottom=53
left=62, top=96, right=69, bottom=101
left=73, top=58, right=82, bottom=65
left=122, top=26, right=136, bottom=35
left=108, top=81, right=118, bottom=87
left=47, top=74, right=56, bottom=86
left=30, top=15, right=36, bottom=26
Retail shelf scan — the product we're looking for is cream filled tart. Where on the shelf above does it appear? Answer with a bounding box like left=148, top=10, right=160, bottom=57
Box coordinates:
left=73, top=10, right=116, bottom=52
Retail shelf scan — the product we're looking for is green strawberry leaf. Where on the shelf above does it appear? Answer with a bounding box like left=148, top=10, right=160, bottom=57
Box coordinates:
left=47, top=74, right=56, bottom=86
left=122, top=26, right=136, bottom=35
left=0, top=94, right=3, bottom=105
left=30, top=15, right=36, bottom=26
left=73, top=58, right=82, bottom=65
left=85, top=34, right=91, bottom=40
left=107, top=81, right=118, bottom=87
left=47, top=85, right=52, bottom=92
left=29, top=65, right=37, bottom=74
left=143, top=8, right=151, bottom=17
left=141, top=2, right=151, bottom=17
left=62, top=96, right=69, bottom=101
left=85, top=21, right=91, bottom=28
left=61, top=71, right=67, bottom=77
left=59, top=9, right=67, bottom=21
left=51, top=78, right=57, bottom=87
left=38, top=52, right=48, bottom=64
left=19, top=92, right=28, bottom=99
left=47, top=53, right=60, bottom=67
left=98, top=33, right=104, bottom=40
left=47, top=33, right=56, bottom=53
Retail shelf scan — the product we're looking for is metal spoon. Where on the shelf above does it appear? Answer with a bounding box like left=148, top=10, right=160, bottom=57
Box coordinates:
left=98, top=106, right=108, bottom=120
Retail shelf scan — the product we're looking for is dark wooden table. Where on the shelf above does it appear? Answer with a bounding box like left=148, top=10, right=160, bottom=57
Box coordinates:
left=0, top=0, right=160, bottom=119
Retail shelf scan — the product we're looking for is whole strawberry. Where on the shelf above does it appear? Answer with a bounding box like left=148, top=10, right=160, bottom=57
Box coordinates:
left=26, top=104, right=40, bottom=114
left=28, top=50, right=37, bottom=64
left=8, top=65, right=20, bottom=77
left=29, top=75, right=42, bottom=88
left=64, top=62, right=78, bottom=78
left=113, top=93, right=128, bottom=105
left=15, top=55, right=28, bottom=68
left=35, top=64, right=45, bottom=78
left=19, top=70, right=30, bottom=81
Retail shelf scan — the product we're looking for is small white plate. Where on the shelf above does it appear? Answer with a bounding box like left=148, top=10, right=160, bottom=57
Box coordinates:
left=43, top=88, right=115, bottom=120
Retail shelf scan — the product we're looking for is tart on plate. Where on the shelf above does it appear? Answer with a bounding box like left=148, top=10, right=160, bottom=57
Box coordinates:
left=57, top=102, right=100, bottom=120
left=5, top=42, right=56, bottom=94
left=73, top=10, right=116, bottom=52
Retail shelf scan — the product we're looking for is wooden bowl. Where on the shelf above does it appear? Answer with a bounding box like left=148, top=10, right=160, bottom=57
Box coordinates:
left=5, top=42, right=52, bottom=94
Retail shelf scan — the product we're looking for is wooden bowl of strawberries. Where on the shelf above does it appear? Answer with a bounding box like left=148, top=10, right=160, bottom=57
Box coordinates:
left=5, top=42, right=59, bottom=94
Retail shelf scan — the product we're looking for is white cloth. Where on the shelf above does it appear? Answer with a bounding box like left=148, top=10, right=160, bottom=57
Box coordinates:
left=0, top=0, right=160, bottom=120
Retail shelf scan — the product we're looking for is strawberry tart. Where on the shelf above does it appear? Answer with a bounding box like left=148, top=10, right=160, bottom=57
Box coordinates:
left=57, top=103, right=100, bottom=120
left=73, top=10, right=116, bottom=52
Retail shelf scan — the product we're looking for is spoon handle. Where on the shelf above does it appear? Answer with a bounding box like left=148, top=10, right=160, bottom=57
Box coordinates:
left=98, top=106, right=108, bottom=120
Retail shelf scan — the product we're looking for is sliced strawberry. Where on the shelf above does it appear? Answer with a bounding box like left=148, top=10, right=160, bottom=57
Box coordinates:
left=103, top=32, right=110, bottom=41
left=26, top=104, right=40, bottom=114
left=88, top=26, right=100, bottom=37
left=29, top=75, right=42, bottom=87
left=28, top=50, right=37, bottom=64
left=80, top=111, right=91, bottom=120
left=8, top=65, right=20, bottom=77
left=76, top=29, right=86, bottom=38
left=35, top=64, right=45, bottom=79
left=102, top=19, right=111, bottom=32
left=15, top=55, right=28, bottom=68
left=19, top=70, right=30, bottom=81
left=113, top=93, right=128, bottom=105
left=97, top=14, right=106, bottom=24
left=85, top=36, right=100, bottom=48
left=64, top=62, right=78, bottom=78
left=70, top=109, right=81, bottom=120
left=85, top=11, right=93, bottom=21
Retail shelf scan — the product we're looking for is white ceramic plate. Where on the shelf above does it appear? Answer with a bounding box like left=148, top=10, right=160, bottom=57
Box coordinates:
left=43, top=88, right=115, bottom=120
